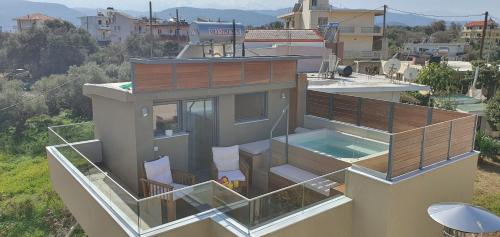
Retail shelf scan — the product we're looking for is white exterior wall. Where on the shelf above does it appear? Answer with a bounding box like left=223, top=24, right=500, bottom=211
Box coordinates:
left=110, top=13, right=135, bottom=43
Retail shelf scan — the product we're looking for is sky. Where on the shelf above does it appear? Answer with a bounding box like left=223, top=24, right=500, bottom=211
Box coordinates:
left=31, top=0, right=500, bottom=19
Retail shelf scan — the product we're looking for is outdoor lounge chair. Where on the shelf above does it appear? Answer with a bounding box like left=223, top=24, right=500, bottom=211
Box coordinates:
left=141, top=156, right=196, bottom=221
left=210, top=145, right=250, bottom=195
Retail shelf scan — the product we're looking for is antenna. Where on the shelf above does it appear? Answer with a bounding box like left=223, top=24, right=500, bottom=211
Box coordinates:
left=383, top=58, right=401, bottom=80
left=403, top=67, right=418, bottom=83
left=149, top=1, right=153, bottom=58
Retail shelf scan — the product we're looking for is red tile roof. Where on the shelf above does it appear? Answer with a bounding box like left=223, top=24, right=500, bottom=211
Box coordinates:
left=465, top=20, right=496, bottom=28
left=245, top=29, right=324, bottom=42
left=15, top=13, right=56, bottom=21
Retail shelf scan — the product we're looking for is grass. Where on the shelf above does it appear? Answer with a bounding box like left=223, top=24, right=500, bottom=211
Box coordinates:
left=473, top=157, right=500, bottom=216
left=0, top=153, right=83, bottom=236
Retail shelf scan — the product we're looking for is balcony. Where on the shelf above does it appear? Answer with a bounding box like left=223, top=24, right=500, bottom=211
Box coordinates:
left=343, top=50, right=386, bottom=59
left=338, top=26, right=383, bottom=36
left=47, top=122, right=348, bottom=235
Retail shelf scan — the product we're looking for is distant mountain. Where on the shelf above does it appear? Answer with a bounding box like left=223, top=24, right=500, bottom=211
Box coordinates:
left=0, top=1, right=466, bottom=32
left=0, top=0, right=84, bottom=32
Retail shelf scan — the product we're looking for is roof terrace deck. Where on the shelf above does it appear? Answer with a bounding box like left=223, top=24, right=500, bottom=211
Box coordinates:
left=46, top=92, right=477, bottom=236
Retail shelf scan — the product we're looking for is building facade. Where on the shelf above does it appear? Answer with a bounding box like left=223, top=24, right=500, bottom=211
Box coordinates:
left=403, top=42, right=466, bottom=60
left=461, top=19, right=500, bottom=45
left=13, top=13, right=56, bottom=32
left=134, top=18, right=189, bottom=43
left=79, top=8, right=136, bottom=45
left=278, top=0, right=386, bottom=62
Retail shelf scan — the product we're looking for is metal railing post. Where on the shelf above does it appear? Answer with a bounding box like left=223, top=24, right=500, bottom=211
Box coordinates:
left=387, top=102, right=395, bottom=133
left=419, top=127, right=426, bottom=169
left=447, top=121, right=454, bottom=159
left=356, top=97, right=362, bottom=126
left=386, top=134, right=394, bottom=181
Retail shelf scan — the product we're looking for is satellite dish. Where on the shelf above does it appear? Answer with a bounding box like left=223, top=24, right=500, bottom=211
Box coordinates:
left=383, top=59, right=401, bottom=77
left=403, top=67, right=419, bottom=82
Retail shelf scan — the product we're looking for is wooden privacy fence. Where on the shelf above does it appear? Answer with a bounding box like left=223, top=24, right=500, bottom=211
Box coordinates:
left=306, top=90, right=477, bottom=180
left=131, top=58, right=298, bottom=93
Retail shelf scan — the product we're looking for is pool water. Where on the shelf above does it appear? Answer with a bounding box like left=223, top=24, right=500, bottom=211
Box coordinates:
left=288, top=129, right=388, bottom=159
left=298, top=139, right=383, bottom=158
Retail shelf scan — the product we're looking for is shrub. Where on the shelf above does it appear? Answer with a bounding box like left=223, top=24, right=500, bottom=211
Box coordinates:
left=475, top=131, right=499, bottom=161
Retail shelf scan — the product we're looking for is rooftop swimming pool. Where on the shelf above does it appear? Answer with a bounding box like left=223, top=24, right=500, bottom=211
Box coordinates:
left=278, top=129, right=389, bottom=161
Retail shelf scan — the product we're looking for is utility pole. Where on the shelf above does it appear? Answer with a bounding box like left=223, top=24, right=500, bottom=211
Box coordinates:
left=382, top=5, right=388, bottom=60
left=232, top=19, right=236, bottom=58
left=479, top=11, right=488, bottom=60
left=175, top=9, right=180, bottom=41
left=149, top=1, right=153, bottom=58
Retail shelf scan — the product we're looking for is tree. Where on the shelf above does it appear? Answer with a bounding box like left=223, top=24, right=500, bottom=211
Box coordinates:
left=465, top=61, right=499, bottom=100
left=3, top=20, right=97, bottom=80
left=33, top=62, right=119, bottom=119
left=416, top=62, right=457, bottom=95
left=431, top=31, right=452, bottom=43
left=486, top=91, right=500, bottom=131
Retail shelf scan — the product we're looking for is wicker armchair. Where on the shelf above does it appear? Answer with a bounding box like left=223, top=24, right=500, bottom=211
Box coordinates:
left=210, top=154, right=250, bottom=195
left=140, top=157, right=196, bottom=221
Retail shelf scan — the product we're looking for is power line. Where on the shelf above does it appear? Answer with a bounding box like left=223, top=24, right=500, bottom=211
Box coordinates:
left=0, top=79, right=72, bottom=112
left=388, top=7, right=484, bottom=18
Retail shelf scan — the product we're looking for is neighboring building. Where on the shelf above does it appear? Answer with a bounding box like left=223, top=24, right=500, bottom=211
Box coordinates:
left=80, top=7, right=189, bottom=45
left=245, top=29, right=330, bottom=72
left=461, top=19, right=500, bottom=44
left=46, top=49, right=478, bottom=236
left=278, top=0, right=386, bottom=62
left=80, top=7, right=136, bottom=45
left=403, top=42, right=466, bottom=60
left=13, top=13, right=56, bottom=32
left=135, top=17, right=189, bottom=43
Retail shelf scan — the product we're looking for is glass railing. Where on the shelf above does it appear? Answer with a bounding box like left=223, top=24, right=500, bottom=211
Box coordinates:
left=136, top=168, right=347, bottom=233
left=48, top=123, right=141, bottom=234
left=48, top=123, right=350, bottom=235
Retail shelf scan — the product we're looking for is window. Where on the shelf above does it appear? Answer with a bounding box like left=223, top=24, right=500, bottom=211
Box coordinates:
left=235, top=92, right=268, bottom=123
left=311, top=0, right=318, bottom=7
left=153, top=103, right=181, bottom=137
left=98, top=20, right=102, bottom=25
left=318, top=17, right=328, bottom=26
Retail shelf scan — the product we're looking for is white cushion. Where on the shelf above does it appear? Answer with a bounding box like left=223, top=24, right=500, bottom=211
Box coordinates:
left=270, top=164, right=337, bottom=196
left=212, top=145, right=239, bottom=172
left=218, top=170, right=246, bottom=181
left=239, top=139, right=270, bottom=155
left=270, top=164, right=317, bottom=183
left=144, top=156, right=173, bottom=185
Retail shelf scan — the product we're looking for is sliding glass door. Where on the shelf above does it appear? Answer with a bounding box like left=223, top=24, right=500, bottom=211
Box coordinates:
left=183, top=98, right=217, bottom=173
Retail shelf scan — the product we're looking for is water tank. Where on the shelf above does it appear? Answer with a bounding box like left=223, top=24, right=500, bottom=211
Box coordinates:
left=189, top=21, right=245, bottom=45
left=336, top=65, right=353, bottom=77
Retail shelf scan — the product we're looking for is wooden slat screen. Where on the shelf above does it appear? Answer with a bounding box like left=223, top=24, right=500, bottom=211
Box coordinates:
left=134, top=64, right=173, bottom=92
left=306, top=90, right=331, bottom=119
left=449, top=115, right=476, bottom=157
left=422, top=121, right=452, bottom=167
left=432, top=108, right=468, bottom=123
left=390, top=128, right=424, bottom=177
left=212, top=62, right=242, bottom=87
left=392, top=103, right=428, bottom=133
left=272, top=61, right=296, bottom=82
left=244, top=61, right=271, bottom=84
left=175, top=63, right=210, bottom=89
left=360, top=98, right=390, bottom=131
left=332, top=94, right=358, bottom=124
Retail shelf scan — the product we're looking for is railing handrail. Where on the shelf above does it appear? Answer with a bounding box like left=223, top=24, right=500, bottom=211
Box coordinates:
left=269, top=104, right=290, bottom=171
